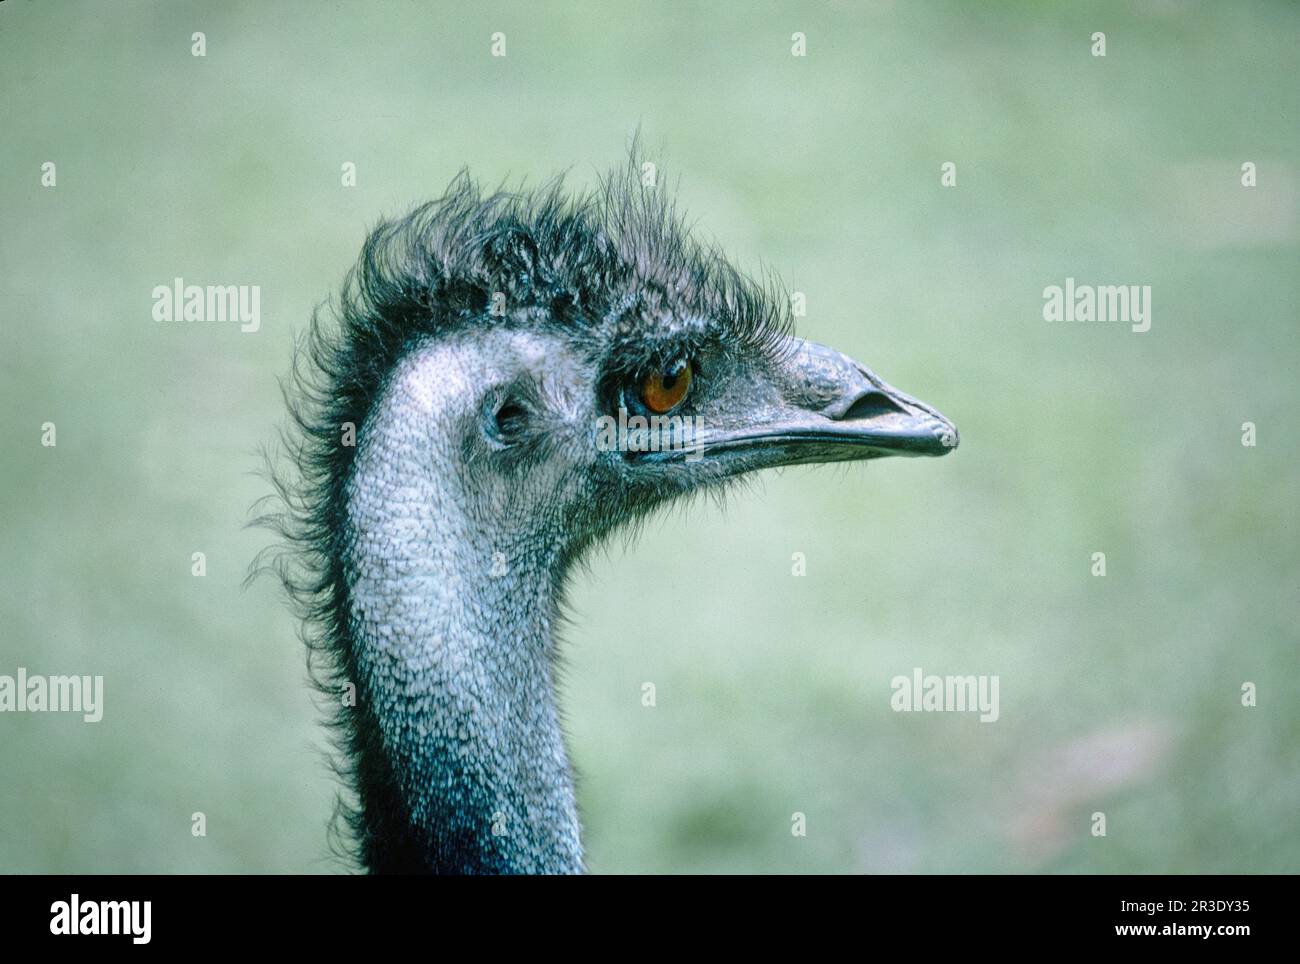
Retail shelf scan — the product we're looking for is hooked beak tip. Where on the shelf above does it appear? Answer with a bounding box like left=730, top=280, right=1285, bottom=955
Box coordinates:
left=826, top=384, right=959, bottom=457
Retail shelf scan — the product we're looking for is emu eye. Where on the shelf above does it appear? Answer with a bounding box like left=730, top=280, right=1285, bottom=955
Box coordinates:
left=640, top=359, right=693, bottom=414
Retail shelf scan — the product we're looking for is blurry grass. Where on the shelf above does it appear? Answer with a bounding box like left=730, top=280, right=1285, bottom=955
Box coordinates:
left=0, top=0, right=1296, bottom=873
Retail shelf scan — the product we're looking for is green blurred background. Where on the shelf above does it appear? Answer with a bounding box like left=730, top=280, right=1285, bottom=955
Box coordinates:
left=2, top=0, right=1296, bottom=873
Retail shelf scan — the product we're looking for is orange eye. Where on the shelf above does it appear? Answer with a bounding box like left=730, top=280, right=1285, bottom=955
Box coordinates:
left=641, top=359, right=693, bottom=414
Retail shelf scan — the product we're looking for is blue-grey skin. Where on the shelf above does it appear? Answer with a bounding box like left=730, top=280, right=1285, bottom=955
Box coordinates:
left=258, top=156, right=957, bottom=874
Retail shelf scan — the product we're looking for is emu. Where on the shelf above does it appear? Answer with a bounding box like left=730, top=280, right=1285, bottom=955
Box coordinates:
left=257, top=154, right=958, bottom=874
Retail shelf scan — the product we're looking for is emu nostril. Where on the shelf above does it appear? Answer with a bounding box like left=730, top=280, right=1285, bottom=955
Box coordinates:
left=838, top=390, right=908, bottom=422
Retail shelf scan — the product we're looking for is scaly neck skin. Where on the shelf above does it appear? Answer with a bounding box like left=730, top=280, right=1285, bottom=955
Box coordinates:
left=342, top=347, right=584, bottom=874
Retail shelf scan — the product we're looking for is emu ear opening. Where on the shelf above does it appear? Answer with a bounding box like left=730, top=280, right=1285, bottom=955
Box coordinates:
left=496, top=401, right=529, bottom=435
left=487, top=397, right=530, bottom=445
left=480, top=369, right=554, bottom=454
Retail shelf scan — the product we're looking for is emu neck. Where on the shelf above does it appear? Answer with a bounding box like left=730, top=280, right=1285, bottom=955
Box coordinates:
left=343, top=349, right=582, bottom=874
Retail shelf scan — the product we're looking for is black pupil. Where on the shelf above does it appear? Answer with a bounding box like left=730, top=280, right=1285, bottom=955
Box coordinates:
left=660, top=361, right=686, bottom=390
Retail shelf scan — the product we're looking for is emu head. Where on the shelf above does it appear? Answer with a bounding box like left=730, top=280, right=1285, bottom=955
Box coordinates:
left=324, top=162, right=957, bottom=570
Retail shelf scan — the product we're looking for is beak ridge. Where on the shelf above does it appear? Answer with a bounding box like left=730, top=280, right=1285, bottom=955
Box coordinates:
left=780, top=340, right=958, bottom=458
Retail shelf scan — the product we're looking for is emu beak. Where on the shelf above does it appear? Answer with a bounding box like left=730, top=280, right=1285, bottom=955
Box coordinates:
left=701, top=338, right=958, bottom=467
